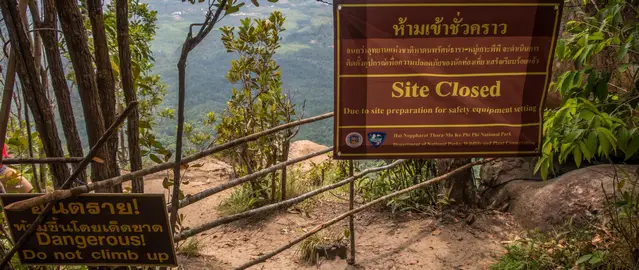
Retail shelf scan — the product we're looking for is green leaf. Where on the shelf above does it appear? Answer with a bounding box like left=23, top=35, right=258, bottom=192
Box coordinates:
left=618, top=64, right=630, bottom=73
left=597, top=127, right=617, bottom=145
left=162, top=177, right=174, bottom=189
left=540, top=159, right=549, bottom=180
left=617, top=43, right=629, bottom=61
left=618, top=127, right=630, bottom=151
left=598, top=132, right=611, bottom=156
left=150, top=154, right=163, bottom=164
left=565, top=129, right=585, bottom=142
left=595, top=78, right=608, bottom=101
left=251, top=0, right=259, bottom=6
left=561, top=72, right=576, bottom=96
left=625, top=137, right=639, bottom=160
left=586, top=132, right=598, bottom=154
left=573, top=147, right=582, bottom=167
left=588, top=32, right=604, bottom=41
left=226, top=5, right=240, bottom=14
left=577, top=254, right=593, bottom=265
left=589, top=255, right=602, bottom=264
left=267, top=0, right=278, bottom=2
left=579, top=141, right=592, bottom=161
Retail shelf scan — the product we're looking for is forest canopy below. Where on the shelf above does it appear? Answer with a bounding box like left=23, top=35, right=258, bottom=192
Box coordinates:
left=128, top=0, right=333, bottom=148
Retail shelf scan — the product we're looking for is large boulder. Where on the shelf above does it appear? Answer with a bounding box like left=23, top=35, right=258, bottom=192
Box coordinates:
left=481, top=160, right=638, bottom=231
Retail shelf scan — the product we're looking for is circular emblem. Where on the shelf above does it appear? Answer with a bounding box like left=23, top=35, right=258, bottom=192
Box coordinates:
left=345, top=132, right=363, bottom=148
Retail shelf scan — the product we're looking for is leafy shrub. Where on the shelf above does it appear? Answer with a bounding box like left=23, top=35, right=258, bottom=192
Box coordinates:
left=217, top=183, right=264, bottom=216
left=492, top=225, right=611, bottom=270
left=536, top=0, right=639, bottom=179
left=296, top=230, right=348, bottom=265
left=358, top=160, right=448, bottom=213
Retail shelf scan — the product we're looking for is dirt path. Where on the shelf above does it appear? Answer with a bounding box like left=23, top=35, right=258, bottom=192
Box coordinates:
left=141, top=141, right=517, bottom=269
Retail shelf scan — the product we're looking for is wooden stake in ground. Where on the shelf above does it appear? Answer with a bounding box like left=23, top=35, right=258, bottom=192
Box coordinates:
left=234, top=158, right=494, bottom=270
left=348, top=160, right=355, bottom=265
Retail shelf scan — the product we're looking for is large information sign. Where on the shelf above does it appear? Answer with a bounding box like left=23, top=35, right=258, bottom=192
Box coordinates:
left=0, top=194, right=177, bottom=267
left=334, top=0, right=563, bottom=159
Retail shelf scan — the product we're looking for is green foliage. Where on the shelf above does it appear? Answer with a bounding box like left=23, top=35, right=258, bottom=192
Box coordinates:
left=178, top=238, right=203, bottom=257
left=215, top=11, right=295, bottom=203
left=537, top=0, right=639, bottom=179
left=296, top=230, right=347, bottom=265
left=491, top=225, right=611, bottom=270
left=494, top=166, right=639, bottom=269
left=217, top=183, right=262, bottom=216
left=358, top=160, right=445, bottom=213
left=75, top=0, right=170, bottom=167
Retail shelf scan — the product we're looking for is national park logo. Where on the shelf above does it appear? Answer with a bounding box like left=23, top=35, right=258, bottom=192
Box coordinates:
left=345, top=132, right=363, bottom=148
left=367, top=132, right=386, bottom=148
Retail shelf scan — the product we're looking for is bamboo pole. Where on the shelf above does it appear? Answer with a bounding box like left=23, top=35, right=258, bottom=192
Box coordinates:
left=1, top=157, right=84, bottom=164
left=4, top=112, right=334, bottom=211
left=234, top=158, right=494, bottom=270
left=348, top=160, right=355, bottom=265
left=0, top=102, right=137, bottom=269
left=168, top=147, right=333, bottom=212
left=174, top=160, right=407, bottom=241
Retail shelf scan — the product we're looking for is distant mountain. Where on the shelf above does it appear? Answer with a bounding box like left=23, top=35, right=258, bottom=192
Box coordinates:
left=147, top=0, right=335, bottom=146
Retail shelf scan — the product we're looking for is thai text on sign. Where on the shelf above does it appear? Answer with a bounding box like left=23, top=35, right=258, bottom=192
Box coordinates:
left=0, top=194, right=177, bottom=267
left=333, top=0, right=564, bottom=159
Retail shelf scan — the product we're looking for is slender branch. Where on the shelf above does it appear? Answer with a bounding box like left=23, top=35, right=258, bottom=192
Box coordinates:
left=172, top=0, right=229, bottom=232
left=234, top=158, right=495, bottom=270
left=0, top=102, right=137, bottom=269
left=4, top=112, right=333, bottom=211
left=168, top=147, right=333, bottom=212
left=174, top=159, right=406, bottom=241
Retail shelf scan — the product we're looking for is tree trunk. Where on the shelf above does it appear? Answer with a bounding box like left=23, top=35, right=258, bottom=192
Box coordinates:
left=0, top=0, right=71, bottom=188
left=116, top=0, right=143, bottom=193
left=0, top=0, right=24, bottom=167
left=85, top=0, right=121, bottom=190
left=34, top=0, right=88, bottom=183
left=27, top=1, right=43, bottom=82
left=437, top=158, right=476, bottom=206
left=280, top=140, right=290, bottom=201
left=85, top=1, right=118, bottom=181
left=54, top=0, right=112, bottom=190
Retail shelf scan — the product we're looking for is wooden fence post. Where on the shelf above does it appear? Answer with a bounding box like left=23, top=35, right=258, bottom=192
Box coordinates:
left=348, top=160, right=355, bottom=265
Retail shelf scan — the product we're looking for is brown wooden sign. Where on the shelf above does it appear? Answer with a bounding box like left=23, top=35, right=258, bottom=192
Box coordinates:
left=333, top=0, right=564, bottom=159
left=0, top=194, right=177, bottom=267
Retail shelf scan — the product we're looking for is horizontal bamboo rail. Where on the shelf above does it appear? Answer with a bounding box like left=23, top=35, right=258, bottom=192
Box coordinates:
left=2, top=157, right=83, bottom=164
left=234, top=158, right=494, bottom=270
left=174, top=159, right=407, bottom=241
left=168, top=147, right=333, bottom=212
left=4, top=112, right=334, bottom=211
